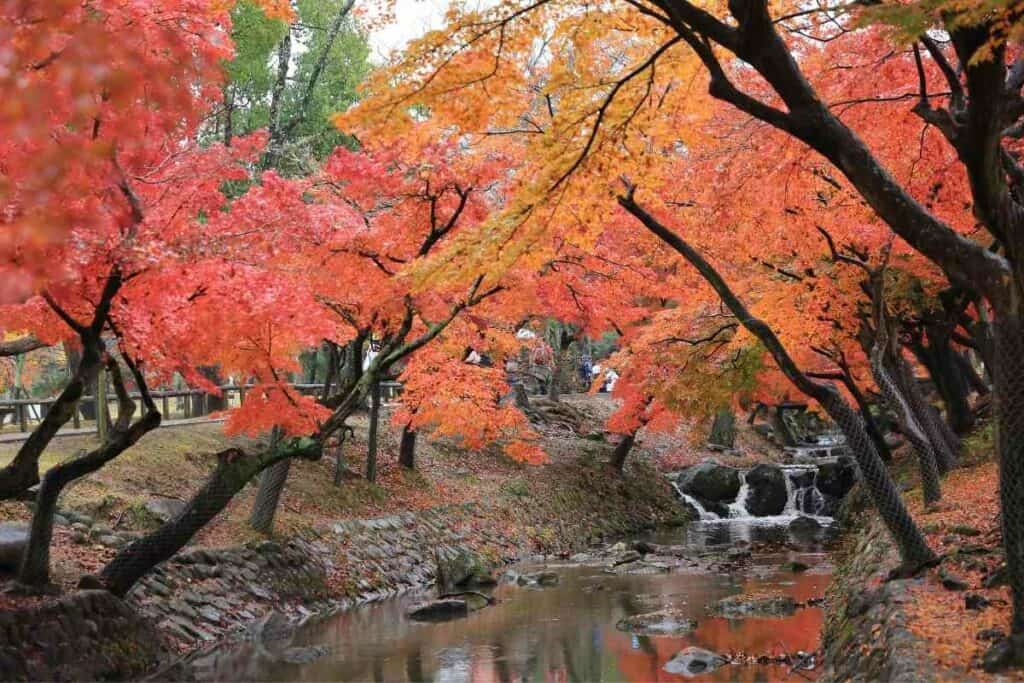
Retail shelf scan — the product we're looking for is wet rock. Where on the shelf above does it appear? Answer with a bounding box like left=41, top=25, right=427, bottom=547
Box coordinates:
left=966, top=593, right=991, bottom=610
left=712, top=593, right=797, bottom=618
left=789, top=469, right=815, bottom=489
left=0, top=523, right=28, bottom=571
left=517, top=571, right=559, bottom=587
left=781, top=560, right=810, bottom=573
left=815, top=458, right=856, bottom=498
left=145, top=498, right=186, bottom=523
left=407, top=599, right=469, bottom=622
left=69, top=531, right=88, bottom=545
left=978, top=628, right=1006, bottom=642
left=435, top=547, right=490, bottom=590
left=616, top=609, right=697, bottom=636
left=745, top=464, right=787, bottom=516
left=608, top=550, right=642, bottom=567
left=609, top=560, right=671, bottom=575
left=677, top=462, right=741, bottom=503
left=96, top=534, right=124, bottom=548
left=198, top=606, right=222, bottom=624
left=664, top=647, right=728, bottom=677
left=788, top=515, right=823, bottom=539
left=939, top=567, right=968, bottom=591
left=984, top=565, right=1009, bottom=588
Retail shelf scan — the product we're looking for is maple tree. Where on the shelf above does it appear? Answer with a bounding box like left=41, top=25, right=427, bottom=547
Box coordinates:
left=340, top=0, right=1024, bottom=664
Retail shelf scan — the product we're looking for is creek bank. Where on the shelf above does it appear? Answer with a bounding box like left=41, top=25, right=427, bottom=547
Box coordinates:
left=820, top=494, right=936, bottom=682
left=0, top=457, right=683, bottom=680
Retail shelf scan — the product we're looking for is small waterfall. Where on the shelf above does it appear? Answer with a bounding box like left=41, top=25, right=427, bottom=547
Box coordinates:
left=670, top=465, right=832, bottom=523
left=786, top=467, right=826, bottom=516
left=671, top=482, right=720, bottom=521
left=781, top=472, right=798, bottom=516
left=727, top=471, right=750, bottom=518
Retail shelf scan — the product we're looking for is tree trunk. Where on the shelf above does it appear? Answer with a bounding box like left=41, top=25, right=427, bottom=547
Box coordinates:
left=0, top=339, right=102, bottom=499
left=872, top=346, right=943, bottom=505
left=93, top=438, right=320, bottom=597
left=993, top=313, right=1024, bottom=639
left=398, top=423, right=416, bottom=470
left=366, top=379, right=381, bottom=482
left=249, top=458, right=290, bottom=534
left=708, top=408, right=736, bottom=448
left=911, top=334, right=976, bottom=435
left=894, top=356, right=959, bottom=473
left=610, top=433, right=635, bottom=471
left=620, top=190, right=937, bottom=573
left=18, top=411, right=160, bottom=588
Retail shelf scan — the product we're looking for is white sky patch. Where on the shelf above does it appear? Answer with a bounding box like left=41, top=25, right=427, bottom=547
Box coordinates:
left=368, top=0, right=452, bottom=62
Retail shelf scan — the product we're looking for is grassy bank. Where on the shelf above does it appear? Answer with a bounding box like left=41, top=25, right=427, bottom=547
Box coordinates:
left=0, top=395, right=685, bottom=593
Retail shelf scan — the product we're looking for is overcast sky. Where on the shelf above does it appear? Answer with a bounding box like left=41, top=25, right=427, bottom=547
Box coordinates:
left=367, top=0, right=452, bottom=61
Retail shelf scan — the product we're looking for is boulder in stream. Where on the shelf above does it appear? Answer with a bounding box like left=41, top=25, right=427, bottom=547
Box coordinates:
left=711, top=592, right=797, bottom=618
left=616, top=609, right=697, bottom=636
left=664, top=647, right=728, bottom=677
left=407, top=598, right=470, bottom=622
left=517, top=571, right=559, bottom=587
left=744, top=464, right=787, bottom=516
left=788, top=515, right=824, bottom=542
left=677, top=462, right=740, bottom=504
left=816, top=458, right=857, bottom=498
left=435, top=547, right=494, bottom=590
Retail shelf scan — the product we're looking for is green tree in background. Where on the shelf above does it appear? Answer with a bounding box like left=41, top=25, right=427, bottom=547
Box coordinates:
left=215, top=0, right=370, bottom=173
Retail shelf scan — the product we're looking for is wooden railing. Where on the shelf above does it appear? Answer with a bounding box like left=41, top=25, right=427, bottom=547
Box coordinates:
left=0, top=381, right=402, bottom=436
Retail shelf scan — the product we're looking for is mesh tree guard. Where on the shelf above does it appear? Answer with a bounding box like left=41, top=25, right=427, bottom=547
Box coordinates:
left=871, top=326, right=943, bottom=504
left=94, top=438, right=321, bottom=597
left=894, top=354, right=959, bottom=474
left=818, top=390, right=938, bottom=570
left=994, top=319, right=1024, bottom=637
left=249, top=458, right=291, bottom=534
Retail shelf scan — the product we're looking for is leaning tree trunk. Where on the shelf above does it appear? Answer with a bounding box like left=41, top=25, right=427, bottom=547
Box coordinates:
left=92, top=438, right=320, bottom=597
left=818, top=390, right=939, bottom=571
left=0, top=339, right=103, bottom=499
left=249, top=428, right=289, bottom=533
left=894, top=356, right=959, bottom=473
left=619, top=188, right=937, bottom=574
left=398, top=423, right=416, bottom=470
left=993, top=314, right=1024, bottom=642
left=872, top=350, right=943, bottom=505
left=18, top=411, right=160, bottom=588
left=610, top=432, right=636, bottom=471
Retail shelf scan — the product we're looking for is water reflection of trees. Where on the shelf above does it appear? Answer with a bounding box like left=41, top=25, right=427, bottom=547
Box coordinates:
left=196, top=562, right=830, bottom=682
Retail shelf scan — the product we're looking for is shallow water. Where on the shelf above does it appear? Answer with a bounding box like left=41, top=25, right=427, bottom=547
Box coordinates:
left=195, top=521, right=832, bottom=682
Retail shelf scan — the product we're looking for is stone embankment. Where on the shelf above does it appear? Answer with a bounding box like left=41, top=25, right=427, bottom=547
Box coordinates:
left=0, top=590, right=165, bottom=680
left=820, top=495, right=935, bottom=682
left=0, top=459, right=684, bottom=680
left=127, top=505, right=514, bottom=648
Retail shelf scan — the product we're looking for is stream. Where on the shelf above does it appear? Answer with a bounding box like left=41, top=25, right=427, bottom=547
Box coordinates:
left=190, top=518, right=834, bottom=682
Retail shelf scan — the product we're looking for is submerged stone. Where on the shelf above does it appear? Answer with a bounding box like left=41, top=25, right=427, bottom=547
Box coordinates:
left=517, top=571, right=559, bottom=587
left=664, top=647, right=728, bottom=677
left=711, top=593, right=797, bottom=618
left=407, top=599, right=469, bottom=622
left=616, top=609, right=697, bottom=636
